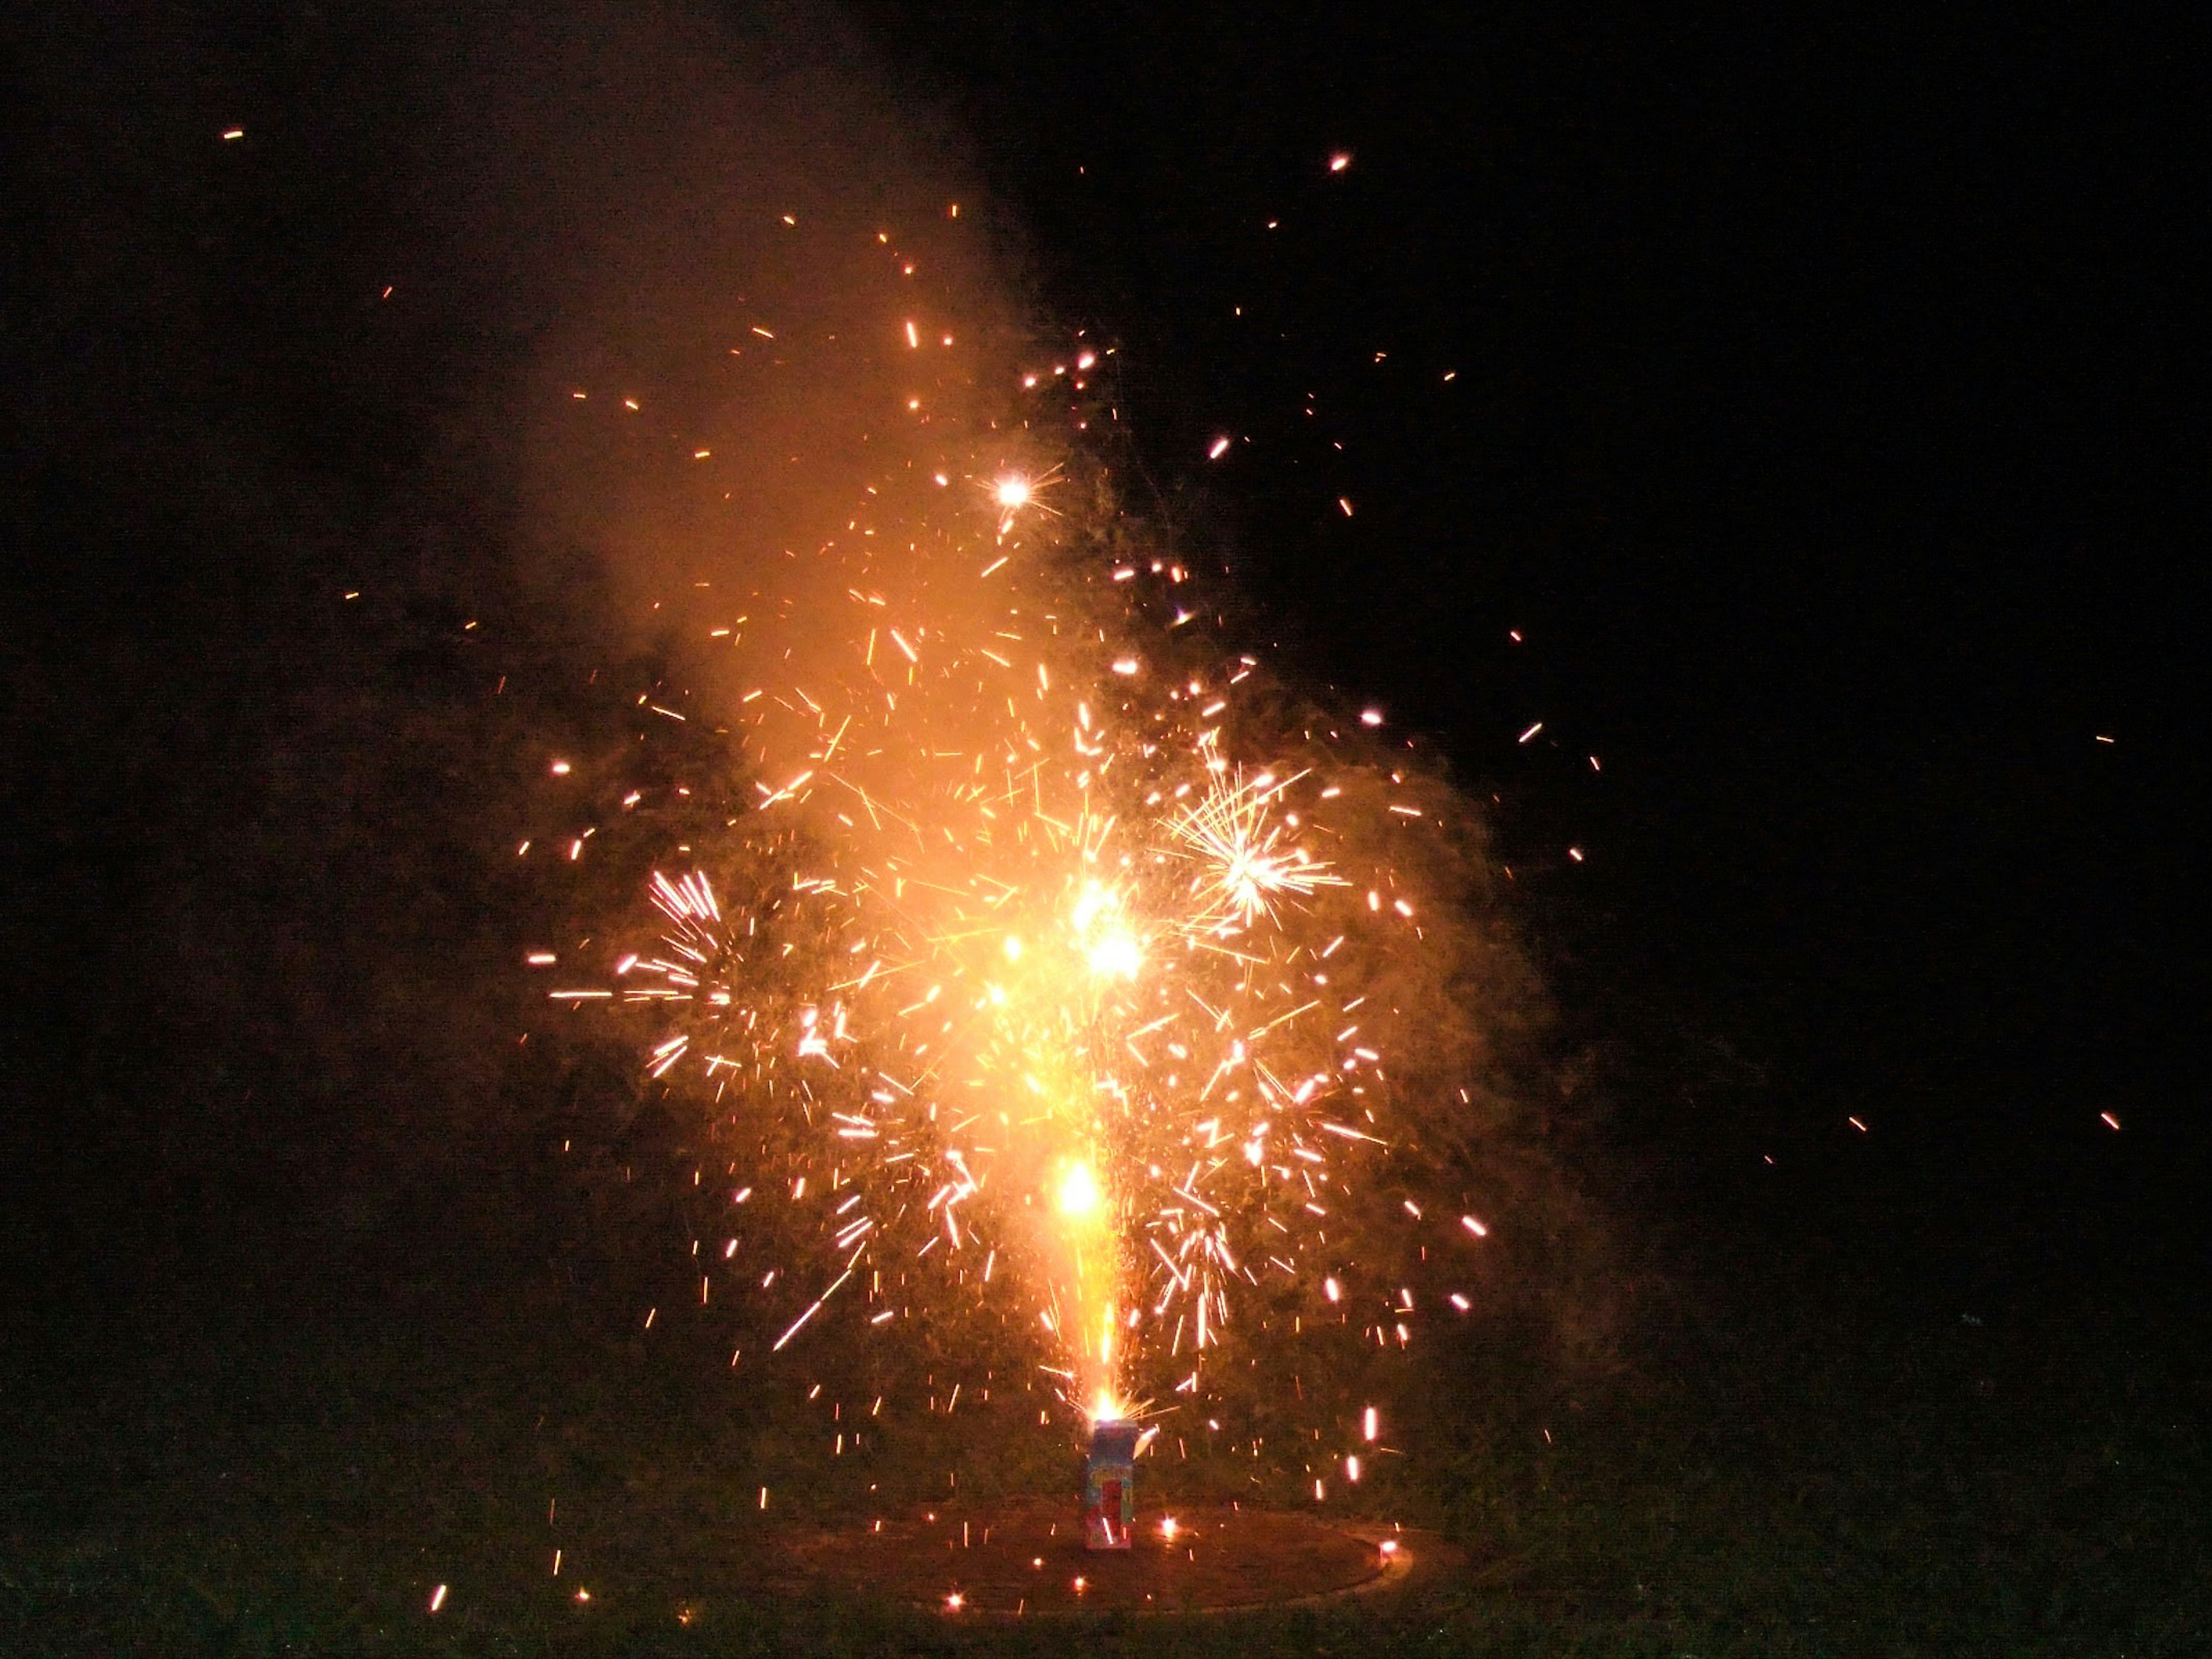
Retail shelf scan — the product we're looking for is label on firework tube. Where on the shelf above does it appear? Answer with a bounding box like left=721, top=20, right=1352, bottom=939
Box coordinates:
left=1084, top=1420, right=1139, bottom=1550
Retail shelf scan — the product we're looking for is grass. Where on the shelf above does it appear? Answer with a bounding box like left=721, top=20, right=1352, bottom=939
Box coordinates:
left=5, top=1148, right=2209, bottom=1658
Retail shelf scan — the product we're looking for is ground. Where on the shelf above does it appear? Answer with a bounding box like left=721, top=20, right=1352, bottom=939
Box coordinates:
left=5, top=1171, right=2208, bottom=1658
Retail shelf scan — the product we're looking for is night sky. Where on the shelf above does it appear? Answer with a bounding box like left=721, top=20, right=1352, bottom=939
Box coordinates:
left=2, top=1, right=2207, bottom=1645
left=7, top=0, right=2202, bottom=1318
left=863, top=3, right=2207, bottom=1249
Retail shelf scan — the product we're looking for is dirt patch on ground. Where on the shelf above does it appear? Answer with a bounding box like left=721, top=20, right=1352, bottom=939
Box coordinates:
left=784, top=1498, right=1440, bottom=1615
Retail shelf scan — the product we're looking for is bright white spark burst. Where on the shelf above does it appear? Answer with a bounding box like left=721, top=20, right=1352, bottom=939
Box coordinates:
left=1169, top=768, right=1347, bottom=926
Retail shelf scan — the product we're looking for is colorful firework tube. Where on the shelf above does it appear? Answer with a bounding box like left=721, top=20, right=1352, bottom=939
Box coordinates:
left=1084, top=1419, right=1139, bottom=1550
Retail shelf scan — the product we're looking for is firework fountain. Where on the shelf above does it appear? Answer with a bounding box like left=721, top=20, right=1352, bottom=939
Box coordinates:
left=543, top=222, right=1515, bottom=1507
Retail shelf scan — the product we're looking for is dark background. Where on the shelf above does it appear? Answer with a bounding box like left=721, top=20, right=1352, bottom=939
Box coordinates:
left=5, top=0, right=2204, bottom=1309
left=3, top=1, right=2202, bottom=1310
left=846, top=3, right=2208, bottom=1294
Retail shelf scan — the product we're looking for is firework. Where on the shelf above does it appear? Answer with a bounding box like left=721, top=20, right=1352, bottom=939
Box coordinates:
left=552, top=294, right=1494, bottom=1435
left=1083, top=1418, right=1141, bottom=1549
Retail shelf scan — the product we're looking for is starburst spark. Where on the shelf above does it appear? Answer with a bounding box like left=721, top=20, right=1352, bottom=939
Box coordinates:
left=1168, top=767, right=1347, bottom=927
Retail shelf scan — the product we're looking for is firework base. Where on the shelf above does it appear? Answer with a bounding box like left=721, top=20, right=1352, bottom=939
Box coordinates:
left=782, top=1497, right=1450, bottom=1616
